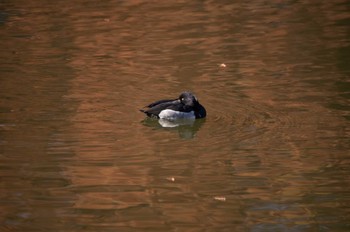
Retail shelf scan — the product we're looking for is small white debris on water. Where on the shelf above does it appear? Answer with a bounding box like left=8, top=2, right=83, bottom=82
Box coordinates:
left=214, top=196, right=226, bottom=201
left=166, top=177, right=175, bottom=182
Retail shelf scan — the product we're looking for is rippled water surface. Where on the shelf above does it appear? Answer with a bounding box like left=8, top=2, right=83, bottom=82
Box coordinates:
left=1, top=1, right=349, bottom=231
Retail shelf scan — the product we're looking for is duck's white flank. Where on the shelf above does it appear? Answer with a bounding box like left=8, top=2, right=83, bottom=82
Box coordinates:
left=159, top=109, right=195, bottom=120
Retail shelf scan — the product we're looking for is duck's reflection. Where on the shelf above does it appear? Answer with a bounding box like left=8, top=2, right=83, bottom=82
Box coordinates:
left=142, top=118, right=205, bottom=139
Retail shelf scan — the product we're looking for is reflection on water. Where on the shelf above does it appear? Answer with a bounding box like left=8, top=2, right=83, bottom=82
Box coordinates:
left=142, top=118, right=205, bottom=139
left=1, top=0, right=349, bottom=231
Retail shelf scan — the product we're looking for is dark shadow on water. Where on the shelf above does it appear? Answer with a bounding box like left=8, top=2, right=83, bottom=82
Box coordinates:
left=141, top=118, right=206, bottom=139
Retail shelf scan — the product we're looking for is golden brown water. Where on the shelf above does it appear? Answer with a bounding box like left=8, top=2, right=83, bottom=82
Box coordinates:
left=1, top=1, right=349, bottom=231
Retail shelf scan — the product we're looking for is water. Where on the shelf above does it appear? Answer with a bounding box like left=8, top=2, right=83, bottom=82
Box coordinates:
left=1, top=1, right=349, bottom=231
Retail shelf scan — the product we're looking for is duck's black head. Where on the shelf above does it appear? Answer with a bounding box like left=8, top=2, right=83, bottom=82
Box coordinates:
left=179, top=92, right=199, bottom=107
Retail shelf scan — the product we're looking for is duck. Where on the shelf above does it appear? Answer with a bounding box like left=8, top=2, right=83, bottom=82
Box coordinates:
left=140, top=92, right=206, bottom=120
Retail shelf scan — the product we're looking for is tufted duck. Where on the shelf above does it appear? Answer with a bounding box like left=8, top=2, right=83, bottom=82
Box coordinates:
left=140, top=92, right=206, bottom=120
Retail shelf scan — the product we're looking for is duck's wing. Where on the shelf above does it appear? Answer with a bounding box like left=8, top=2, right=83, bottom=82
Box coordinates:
left=146, top=99, right=176, bottom=108
left=141, top=99, right=192, bottom=118
left=140, top=99, right=176, bottom=118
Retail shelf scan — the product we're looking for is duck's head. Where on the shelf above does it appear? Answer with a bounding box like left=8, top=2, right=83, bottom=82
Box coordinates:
left=179, top=92, right=199, bottom=107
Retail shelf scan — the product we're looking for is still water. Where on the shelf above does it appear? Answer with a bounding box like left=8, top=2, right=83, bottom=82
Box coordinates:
left=1, top=1, right=349, bottom=231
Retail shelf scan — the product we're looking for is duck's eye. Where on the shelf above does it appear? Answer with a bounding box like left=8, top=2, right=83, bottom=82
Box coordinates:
left=181, top=97, right=184, bottom=101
